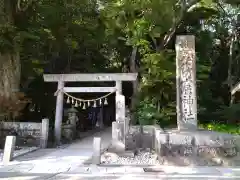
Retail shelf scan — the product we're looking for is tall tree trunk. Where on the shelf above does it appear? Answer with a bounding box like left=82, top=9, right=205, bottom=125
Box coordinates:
left=0, top=0, right=21, bottom=120
left=0, top=53, right=21, bottom=98
left=130, top=47, right=138, bottom=125
left=228, top=36, right=234, bottom=105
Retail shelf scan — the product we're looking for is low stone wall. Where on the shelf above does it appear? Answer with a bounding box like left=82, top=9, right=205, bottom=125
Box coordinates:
left=125, top=125, right=239, bottom=155
left=0, top=121, right=42, bottom=147
left=155, top=129, right=240, bottom=158
left=125, top=125, right=162, bottom=150
left=124, top=124, right=240, bottom=162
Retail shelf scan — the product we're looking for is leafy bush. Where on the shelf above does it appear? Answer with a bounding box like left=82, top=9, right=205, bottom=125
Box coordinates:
left=135, top=97, right=176, bottom=127
left=200, top=123, right=240, bottom=135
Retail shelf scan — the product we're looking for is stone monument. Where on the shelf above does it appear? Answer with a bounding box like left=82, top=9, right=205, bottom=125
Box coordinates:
left=159, top=35, right=240, bottom=163
left=176, top=35, right=197, bottom=130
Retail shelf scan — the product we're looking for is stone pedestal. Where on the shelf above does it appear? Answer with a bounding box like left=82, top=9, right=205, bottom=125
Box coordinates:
left=66, top=107, right=79, bottom=139
left=62, top=124, right=74, bottom=141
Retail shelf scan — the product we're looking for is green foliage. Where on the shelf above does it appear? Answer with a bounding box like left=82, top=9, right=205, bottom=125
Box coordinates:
left=200, top=123, right=240, bottom=135
left=0, top=0, right=239, bottom=131
left=0, top=24, right=20, bottom=53
left=216, top=103, right=240, bottom=123
left=135, top=98, right=156, bottom=125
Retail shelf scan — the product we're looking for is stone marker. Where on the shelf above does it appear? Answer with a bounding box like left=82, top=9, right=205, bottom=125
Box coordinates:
left=3, top=136, right=16, bottom=165
left=112, top=121, right=118, bottom=141
left=92, top=137, right=101, bottom=165
left=41, top=118, right=49, bottom=148
left=175, top=35, right=197, bottom=130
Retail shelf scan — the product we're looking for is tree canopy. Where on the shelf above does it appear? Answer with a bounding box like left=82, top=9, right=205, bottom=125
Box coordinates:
left=0, top=0, right=239, bottom=132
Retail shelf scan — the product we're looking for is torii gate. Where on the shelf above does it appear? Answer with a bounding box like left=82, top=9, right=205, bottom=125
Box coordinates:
left=43, top=73, right=138, bottom=145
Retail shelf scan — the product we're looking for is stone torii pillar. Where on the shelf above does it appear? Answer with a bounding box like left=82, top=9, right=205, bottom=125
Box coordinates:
left=55, top=81, right=64, bottom=144
left=115, top=81, right=126, bottom=146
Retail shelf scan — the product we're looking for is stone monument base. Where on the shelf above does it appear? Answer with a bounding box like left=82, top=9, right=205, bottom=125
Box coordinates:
left=110, top=125, right=239, bottom=166
left=155, top=128, right=240, bottom=166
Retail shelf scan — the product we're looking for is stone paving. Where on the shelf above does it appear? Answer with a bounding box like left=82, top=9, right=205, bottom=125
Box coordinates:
left=0, top=128, right=239, bottom=179
left=0, top=147, right=40, bottom=163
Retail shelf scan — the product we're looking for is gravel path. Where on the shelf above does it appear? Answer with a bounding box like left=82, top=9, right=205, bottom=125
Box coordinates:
left=101, top=149, right=240, bottom=166
left=101, top=150, right=163, bottom=165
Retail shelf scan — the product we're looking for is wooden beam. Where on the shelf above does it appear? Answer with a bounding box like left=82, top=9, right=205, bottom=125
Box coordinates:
left=63, top=87, right=116, bottom=93
left=43, top=73, right=138, bottom=82
left=231, top=82, right=240, bottom=95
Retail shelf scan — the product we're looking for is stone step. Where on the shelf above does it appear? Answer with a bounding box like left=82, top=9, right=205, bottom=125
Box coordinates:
left=117, top=150, right=135, bottom=158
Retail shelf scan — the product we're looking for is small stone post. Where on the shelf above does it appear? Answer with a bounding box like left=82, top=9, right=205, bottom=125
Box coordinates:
left=3, top=136, right=16, bottom=165
left=41, top=118, right=49, bottom=148
left=92, top=137, right=101, bottom=165
left=112, top=121, right=118, bottom=141
left=176, top=35, right=197, bottom=130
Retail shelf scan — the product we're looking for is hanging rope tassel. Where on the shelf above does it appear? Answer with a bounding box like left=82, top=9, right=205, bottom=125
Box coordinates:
left=99, top=99, right=102, bottom=105
left=66, top=97, right=70, bottom=104
left=93, top=100, right=97, bottom=108
left=71, top=98, right=75, bottom=104
left=82, top=102, right=86, bottom=109
left=75, top=101, right=78, bottom=107
left=87, top=101, right=90, bottom=107
left=104, top=98, right=108, bottom=105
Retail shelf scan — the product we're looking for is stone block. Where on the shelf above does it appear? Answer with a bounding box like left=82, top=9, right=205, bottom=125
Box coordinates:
left=142, top=125, right=154, bottom=135
left=222, top=137, right=237, bottom=148
left=62, top=125, right=74, bottom=141
left=112, top=122, right=118, bottom=141
left=128, top=126, right=141, bottom=134
left=40, top=118, right=49, bottom=148
left=117, top=150, right=135, bottom=158
left=92, top=137, right=101, bottom=165
left=191, top=130, right=238, bottom=148
left=197, top=146, right=220, bottom=157
left=169, top=133, right=193, bottom=145
left=125, top=134, right=137, bottom=150
left=141, top=133, right=154, bottom=149
left=158, top=144, right=169, bottom=156
left=234, top=136, right=240, bottom=150
left=155, top=130, right=160, bottom=153
left=108, top=141, right=125, bottom=153
left=157, top=133, right=169, bottom=144
left=112, top=121, right=125, bottom=145
left=3, top=136, right=16, bottom=165
left=125, top=132, right=142, bottom=150
left=117, top=122, right=125, bottom=144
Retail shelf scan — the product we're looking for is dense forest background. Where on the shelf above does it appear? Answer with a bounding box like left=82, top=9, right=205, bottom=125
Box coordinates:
left=0, top=0, right=239, bottom=134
